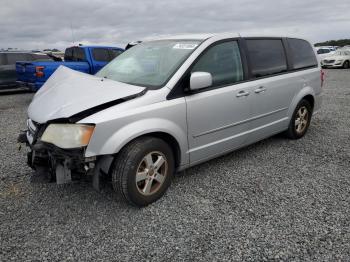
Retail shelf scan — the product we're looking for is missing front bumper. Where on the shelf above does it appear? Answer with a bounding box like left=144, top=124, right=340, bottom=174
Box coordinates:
left=18, top=131, right=95, bottom=184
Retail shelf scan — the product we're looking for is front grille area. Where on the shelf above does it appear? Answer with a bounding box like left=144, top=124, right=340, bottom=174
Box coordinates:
left=27, top=119, right=45, bottom=143
left=323, top=59, right=335, bottom=64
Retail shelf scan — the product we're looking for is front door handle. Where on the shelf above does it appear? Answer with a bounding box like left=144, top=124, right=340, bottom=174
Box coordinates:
left=254, top=86, right=267, bottom=93
left=236, top=90, right=250, bottom=97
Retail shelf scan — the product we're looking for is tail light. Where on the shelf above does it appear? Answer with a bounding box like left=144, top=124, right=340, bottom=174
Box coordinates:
left=35, top=66, right=44, bottom=78
left=320, top=69, right=325, bottom=87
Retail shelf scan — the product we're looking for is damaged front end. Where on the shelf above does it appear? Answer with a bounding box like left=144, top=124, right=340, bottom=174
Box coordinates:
left=18, top=119, right=111, bottom=188
left=17, top=66, right=147, bottom=188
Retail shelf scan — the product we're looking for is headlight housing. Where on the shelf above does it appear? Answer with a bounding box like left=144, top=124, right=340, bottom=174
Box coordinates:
left=41, top=124, right=95, bottom=149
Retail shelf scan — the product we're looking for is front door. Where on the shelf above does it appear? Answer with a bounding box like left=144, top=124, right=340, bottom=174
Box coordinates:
left=185, top=40, right=252, bottom=164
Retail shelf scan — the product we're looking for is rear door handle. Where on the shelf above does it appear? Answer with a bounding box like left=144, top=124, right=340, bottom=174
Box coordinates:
left=236, top=90, right=250, bottom=97
left=254, top=86, right=267, bottom=93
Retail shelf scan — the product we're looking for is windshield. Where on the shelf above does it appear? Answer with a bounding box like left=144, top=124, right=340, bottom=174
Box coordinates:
left=96, top=40, right=201, bottom=88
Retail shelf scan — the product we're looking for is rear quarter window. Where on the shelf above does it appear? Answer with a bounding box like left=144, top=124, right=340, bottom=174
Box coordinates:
left=288, top=39, right=318, bottom=69
left=246, top=39, right=288, bottom=78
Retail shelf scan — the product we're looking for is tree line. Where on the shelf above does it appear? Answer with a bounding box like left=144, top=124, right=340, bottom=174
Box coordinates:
left=315, top=39, right=350, bottom=47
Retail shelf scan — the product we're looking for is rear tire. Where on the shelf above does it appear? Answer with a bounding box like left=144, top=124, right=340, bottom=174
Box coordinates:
left=285, top=99, right=312, bottom=139
left=343, top=61, right=349, bottom=69
left=111, top=137, right=174, bottom=207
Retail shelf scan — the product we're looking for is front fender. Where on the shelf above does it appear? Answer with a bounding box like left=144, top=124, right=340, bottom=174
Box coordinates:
left=85, top=118, right=189, bottom=166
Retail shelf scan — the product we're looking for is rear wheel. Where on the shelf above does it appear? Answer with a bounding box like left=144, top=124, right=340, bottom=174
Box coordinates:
left=285, top=99, right=312, bottom=139
left=111, top=137, right=174, bottom=207
left=343, top=61, right=349, bottom=69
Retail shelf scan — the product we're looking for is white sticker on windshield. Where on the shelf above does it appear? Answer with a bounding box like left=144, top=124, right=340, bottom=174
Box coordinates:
left=173, top=43, right=198, bottom=50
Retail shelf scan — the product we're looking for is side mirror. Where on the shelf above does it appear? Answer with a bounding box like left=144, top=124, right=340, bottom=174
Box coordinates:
left=190, top=72, right=212, bottom=91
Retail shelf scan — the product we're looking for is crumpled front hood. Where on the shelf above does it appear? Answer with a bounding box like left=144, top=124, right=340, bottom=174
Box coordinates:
left=28, top=66, right=145, bottom=123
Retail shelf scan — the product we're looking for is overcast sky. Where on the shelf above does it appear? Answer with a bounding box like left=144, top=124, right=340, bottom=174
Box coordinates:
left=0, top=0, right=349, bottom=50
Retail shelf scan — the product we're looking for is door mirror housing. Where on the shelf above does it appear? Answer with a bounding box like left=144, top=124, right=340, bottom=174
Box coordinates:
left=190, top=72, right=212, bottom=91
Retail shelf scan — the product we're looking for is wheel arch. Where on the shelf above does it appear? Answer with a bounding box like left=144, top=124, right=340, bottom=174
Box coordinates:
left=135, top=132, right=182, bottom=169
left=288, top=87, right=316, bottom=118
left=302, top=94, right=315, bottom=111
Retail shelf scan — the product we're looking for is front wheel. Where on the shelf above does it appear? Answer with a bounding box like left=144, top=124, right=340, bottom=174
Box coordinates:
left=343, top=61, right=349, bottom=69
left=285, top=99, right=312, bottom=139
left=111, top=137, right=175, bottom=207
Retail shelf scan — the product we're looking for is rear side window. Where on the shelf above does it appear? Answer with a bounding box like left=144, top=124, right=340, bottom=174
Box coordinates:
left=246, top=39, right=287, bottom=78
left=74, top=48, right=86, bottom=61
left=64, top=48, right=73, bottom=60
left=92, top=48, right=110, bottom=62
left=64, top=47, right=86, bottom=61
left=191, top=41, right=243, bottom=87
left=288, top=39, right=318, bottom=69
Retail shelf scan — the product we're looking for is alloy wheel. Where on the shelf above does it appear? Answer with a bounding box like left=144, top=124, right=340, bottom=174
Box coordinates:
left=135, top=151, right=168, bottom=196
left=295, top=106, right=309, bottom=134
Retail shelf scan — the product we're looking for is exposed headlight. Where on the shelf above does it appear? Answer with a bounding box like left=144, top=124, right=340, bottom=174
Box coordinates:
left=41, top=124, right=95, bottom=149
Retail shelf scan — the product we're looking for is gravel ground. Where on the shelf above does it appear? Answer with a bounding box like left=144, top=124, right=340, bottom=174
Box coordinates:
left=0, top=69, right=349, bottom=261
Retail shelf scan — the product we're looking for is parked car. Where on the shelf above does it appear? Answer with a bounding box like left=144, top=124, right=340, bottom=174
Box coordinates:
left=316, top=46, right=337, bottom=51
left=321, top=50, right=350, bottom=68
left=18, top=33, right=322, bottom=207
left=316, top=47, right=335, bottom=59
left=0, top=52, right=52, bottom=89
left=16, top=45, right=124, bottom=91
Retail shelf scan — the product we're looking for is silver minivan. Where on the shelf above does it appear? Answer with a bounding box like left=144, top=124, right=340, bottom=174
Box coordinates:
left=19, top=33, right=323, bottom=206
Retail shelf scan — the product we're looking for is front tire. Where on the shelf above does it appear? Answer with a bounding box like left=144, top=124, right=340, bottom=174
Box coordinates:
left=111, top=137, right=175, bottom=207
left=285, top=99, right=312, bottom=139
left=343, top=61, right=349, bottom=69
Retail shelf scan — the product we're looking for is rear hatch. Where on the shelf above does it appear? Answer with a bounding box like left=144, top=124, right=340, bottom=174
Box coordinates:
left=16, top=62, right=37, bottom=83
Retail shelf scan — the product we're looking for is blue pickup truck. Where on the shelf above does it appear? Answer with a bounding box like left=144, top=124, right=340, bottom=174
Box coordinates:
left=16, top=45, right=124, bottom=91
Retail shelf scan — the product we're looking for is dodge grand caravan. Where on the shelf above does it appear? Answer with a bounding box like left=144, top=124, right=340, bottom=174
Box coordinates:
left=18, top=33, right=322, bottom=207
